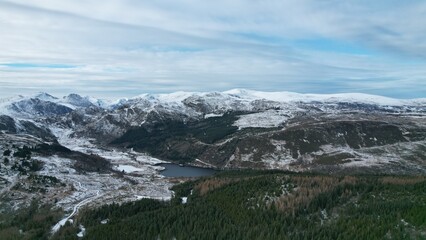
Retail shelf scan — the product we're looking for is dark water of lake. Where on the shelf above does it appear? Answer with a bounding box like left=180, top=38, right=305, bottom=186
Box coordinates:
left=158, top=163, right=217, bottom=177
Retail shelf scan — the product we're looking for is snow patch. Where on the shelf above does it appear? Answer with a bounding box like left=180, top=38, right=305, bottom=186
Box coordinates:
left=135, top=195, right=172, bottom=201
left=233, top=110, right=289, bottom=129
left=204, top=113, right=224, bottom=118
left=116, top=165, right=145, bottom=173
left=76, top=224, right=86, bottom=238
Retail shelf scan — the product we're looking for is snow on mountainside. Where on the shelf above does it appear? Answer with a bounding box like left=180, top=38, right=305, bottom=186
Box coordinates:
left=33, top=92, right=58, bottom=101
left=0, top=89, right=425, bottom=217
left=1, top=89, right=425, bottom=118
left=224, top=89, right=424, bottom=106
left=0, top=92, right=110, bottom=118
left=1, top=89, right=425, bottom=142
left=124, top=89, right=426, bottom=112
left=104, top=89, right=426, bottom=132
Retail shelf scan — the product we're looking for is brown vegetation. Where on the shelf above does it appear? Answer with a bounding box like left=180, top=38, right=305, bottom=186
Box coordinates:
left=194, top=177, right=240, bottom=195
left=380, top=176, right=426, bottom=185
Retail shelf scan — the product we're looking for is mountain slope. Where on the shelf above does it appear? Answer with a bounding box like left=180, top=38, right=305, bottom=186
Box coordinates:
left=1, top=90, right=425, bottom=174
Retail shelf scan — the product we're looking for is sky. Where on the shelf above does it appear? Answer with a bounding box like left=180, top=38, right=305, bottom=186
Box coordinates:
left=0, top=0, right=426, bottom=99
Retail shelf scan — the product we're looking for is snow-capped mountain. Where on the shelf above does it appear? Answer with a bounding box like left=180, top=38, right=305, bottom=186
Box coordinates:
left=2, top=89, right=425, bottom=119
left=1, top=89, right=425, bottom=174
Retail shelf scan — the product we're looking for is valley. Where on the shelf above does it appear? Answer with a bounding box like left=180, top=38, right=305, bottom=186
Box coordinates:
left=0, top=89, right=425, bottom=238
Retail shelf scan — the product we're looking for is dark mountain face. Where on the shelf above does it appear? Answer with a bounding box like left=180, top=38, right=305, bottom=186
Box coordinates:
left=0, top=114, right=56, bottom=142
left=112, top=112, right=240, bottom=162
left=10, top=98, right=73, bottom=117
left=0, top=115, right=17, bottom=133
left=18, top=120, right=57, bottom=142
left=272, top=120, right=407, bottom=156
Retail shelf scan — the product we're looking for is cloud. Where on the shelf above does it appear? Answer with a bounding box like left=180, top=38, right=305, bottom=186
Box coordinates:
left=0, top=0, right=425, bottom=99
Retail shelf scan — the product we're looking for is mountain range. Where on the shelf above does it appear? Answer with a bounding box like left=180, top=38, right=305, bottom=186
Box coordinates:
left=1, top=89, right=425, bottom=174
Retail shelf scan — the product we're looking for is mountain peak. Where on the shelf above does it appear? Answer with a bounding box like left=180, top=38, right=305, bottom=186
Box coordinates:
left=34, top=92, right=58, bottom=101
left=65, top=93, right=83, bottom=100
left=63, top=94, right=95, bottom=108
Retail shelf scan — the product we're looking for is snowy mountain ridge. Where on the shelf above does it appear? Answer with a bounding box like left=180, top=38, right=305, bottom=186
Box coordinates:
left=1, top=89, right=425, bottom=115
left=1, top=90, right=424, bottom=145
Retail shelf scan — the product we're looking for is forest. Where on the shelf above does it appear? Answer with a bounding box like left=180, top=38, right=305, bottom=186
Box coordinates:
left=47, top=170, right=426, bottom=240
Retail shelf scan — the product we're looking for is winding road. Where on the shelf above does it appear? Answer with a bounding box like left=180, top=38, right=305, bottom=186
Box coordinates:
left=51, top=183, right=101, bottom=234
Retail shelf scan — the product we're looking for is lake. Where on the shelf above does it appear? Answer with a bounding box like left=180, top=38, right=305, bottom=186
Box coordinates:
left=158, top=163, right=217, bottom=177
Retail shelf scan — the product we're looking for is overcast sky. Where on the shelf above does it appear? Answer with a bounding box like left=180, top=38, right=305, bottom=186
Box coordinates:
left=0, top=0, right=425, bottom=99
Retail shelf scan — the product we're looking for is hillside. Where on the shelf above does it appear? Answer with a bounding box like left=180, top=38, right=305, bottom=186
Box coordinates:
left=52, top=171, right=426, bottom=240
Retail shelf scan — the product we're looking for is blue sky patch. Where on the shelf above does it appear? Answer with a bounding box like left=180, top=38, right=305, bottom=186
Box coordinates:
left=293, top=38, right=373, bottom=55
left=0, top=63, right=77, bottom=69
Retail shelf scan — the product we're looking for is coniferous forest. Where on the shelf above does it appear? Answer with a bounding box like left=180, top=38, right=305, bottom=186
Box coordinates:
left=47, top=170, right=426, bottom=240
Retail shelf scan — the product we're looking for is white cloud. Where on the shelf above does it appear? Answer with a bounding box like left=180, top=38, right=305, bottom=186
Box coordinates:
left=0, top=0, right=425, bottom=98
